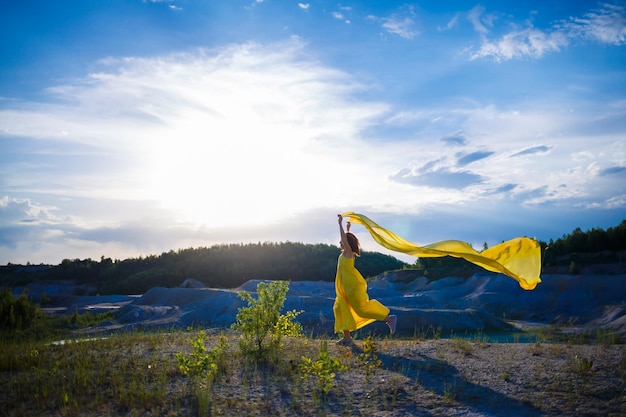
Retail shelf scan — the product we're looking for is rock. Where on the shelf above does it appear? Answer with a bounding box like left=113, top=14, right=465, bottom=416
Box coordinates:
left=179, top=278, right=206, bottom=288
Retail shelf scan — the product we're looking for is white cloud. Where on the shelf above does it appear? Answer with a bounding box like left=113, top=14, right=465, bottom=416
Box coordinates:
left=331, top=10, right=351, bottom=24
left=441, top=13, right=460, bottom=31
left=469, top=2, right=626, bottom=61
left=562, top=2, right=626, bottom=45
left=298, top=3, right=309, bottom=11
left=367, top=5, right=419, bottom=39
left=604, top=193, right=626, bottom=208
left=382, top=16, right=418, bottom=39
left=0, top=196, right=58, bottom=225
left=389, top=163, right=484, bottom=189
left=467, top=5, right=489, bottom=34
left=471, top=27, right=568, bottom=60
left=509, top=145, right=553, bottom=158
left=144, top=0, right=181, bottom=8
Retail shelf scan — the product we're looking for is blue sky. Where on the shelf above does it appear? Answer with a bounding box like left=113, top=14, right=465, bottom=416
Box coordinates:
left=1, top=0, right=625, bottom=265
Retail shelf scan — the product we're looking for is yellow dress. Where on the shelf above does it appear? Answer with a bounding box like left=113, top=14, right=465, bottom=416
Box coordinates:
left=333, top=253, right=390, bottom=333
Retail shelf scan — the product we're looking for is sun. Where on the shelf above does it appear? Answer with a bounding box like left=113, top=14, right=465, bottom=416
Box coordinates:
left=139, top=113, right=341, bottom=228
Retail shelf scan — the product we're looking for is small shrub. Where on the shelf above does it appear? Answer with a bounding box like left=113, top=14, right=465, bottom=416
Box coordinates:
left=595, top=328, right=619, bottom=345
left=231, top=280, right=303, bottom=363
left=300, top=340, right=346, bottom=402
left=443, top=378, right=458, bottom=403
left=176, top=331, right=229, bottom=384
left=176, top=331, right=229, bottom=416
left=357, top=336, right=383, bottom=385
left=67, top=310, right=113, bottom=327
left=574, top=355, right=594, bottom=377
left=529, top=341, right=543, bottom=356
left=452, top=338, right=473, bottom=356
left=39, top=293, right=50, bottom=305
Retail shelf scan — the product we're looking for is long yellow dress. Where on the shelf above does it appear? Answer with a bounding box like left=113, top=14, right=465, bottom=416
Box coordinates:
left=334, top=253, right=390, bottom=333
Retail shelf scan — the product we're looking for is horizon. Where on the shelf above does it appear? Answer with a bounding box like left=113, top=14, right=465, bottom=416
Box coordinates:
left=4, top=216, right=624, bottom=267
left=1, top=1, right=625, bottom=265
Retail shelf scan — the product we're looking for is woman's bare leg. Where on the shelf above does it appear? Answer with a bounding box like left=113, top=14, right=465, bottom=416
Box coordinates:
left=338, top=330, right=353, bottom=345
left=384, top=315, right=397, bottom=334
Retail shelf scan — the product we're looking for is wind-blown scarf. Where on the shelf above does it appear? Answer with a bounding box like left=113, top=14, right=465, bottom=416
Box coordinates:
left=342, top=212, right=541, bottom=290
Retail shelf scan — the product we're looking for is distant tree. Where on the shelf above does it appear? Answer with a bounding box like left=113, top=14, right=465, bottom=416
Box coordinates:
left=540, top=219, right=626, bottom=266
left=0, top=289, right=42, bottom=331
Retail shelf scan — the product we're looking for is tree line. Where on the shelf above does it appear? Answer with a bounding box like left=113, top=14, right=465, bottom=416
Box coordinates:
left=1, top=219, right=624, bottom=294
left=542, top=220, right=626, bottom=261
left=1, top=242, right=406, bottom=294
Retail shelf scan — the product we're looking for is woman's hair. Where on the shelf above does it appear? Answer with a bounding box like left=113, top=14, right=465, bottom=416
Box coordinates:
left=346, top=232, right=361, bottom=256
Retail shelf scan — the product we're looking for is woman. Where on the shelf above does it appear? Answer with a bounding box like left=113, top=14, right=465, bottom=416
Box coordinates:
left=334, top=214, right=397, bottom=346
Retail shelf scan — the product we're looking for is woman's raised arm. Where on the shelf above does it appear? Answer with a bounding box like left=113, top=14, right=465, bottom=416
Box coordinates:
left=338, top=214, right=353, bottom=258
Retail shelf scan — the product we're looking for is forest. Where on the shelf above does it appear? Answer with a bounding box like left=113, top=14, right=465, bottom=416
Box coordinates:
left=0, top=242, right=405, bottom=294
left=1, top=219, right=624, bottom=295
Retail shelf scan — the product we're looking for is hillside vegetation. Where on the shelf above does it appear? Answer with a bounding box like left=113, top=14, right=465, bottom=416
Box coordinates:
left=1, top=219, right=624, bottom=295
left=0, top=242, right=406, bottom=294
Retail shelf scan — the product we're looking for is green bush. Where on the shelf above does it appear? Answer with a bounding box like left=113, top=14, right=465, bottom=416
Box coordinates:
left=356, top=336, right=383, bottom=385
left=0, top=289, right=42, bottom=331
left=176, top=331, right=230, bottom=416
left=300, top=340, right=346, bottom=401
left=231, top=280, right=303, bottom=363
left=176, top=331, right=229, bottom=383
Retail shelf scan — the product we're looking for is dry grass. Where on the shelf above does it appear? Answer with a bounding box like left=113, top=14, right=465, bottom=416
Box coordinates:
left=2, top=330, right=625, bottom=416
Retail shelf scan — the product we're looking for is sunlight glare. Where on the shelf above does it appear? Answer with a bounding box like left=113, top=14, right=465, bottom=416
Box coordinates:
left=142, top=108, right=340, bottom=227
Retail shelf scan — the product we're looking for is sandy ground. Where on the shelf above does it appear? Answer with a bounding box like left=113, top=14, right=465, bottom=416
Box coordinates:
left=337, top=338, right=626, bottom=417
left=193, top=335, right=626, bottom=417
left=3, top=332, right=625, bottom=417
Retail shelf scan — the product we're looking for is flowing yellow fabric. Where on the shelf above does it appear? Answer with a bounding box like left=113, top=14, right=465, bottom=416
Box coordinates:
left=334, top=254, right=390, bottom=333
left=342, top=212, right=542, bottom=290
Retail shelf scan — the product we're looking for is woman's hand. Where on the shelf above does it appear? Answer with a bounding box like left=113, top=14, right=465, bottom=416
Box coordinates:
left=338, top=214, right=351, bottom=231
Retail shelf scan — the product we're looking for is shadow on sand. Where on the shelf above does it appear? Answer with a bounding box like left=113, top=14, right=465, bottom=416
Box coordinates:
left=367, top=348, right=545, bottom=417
